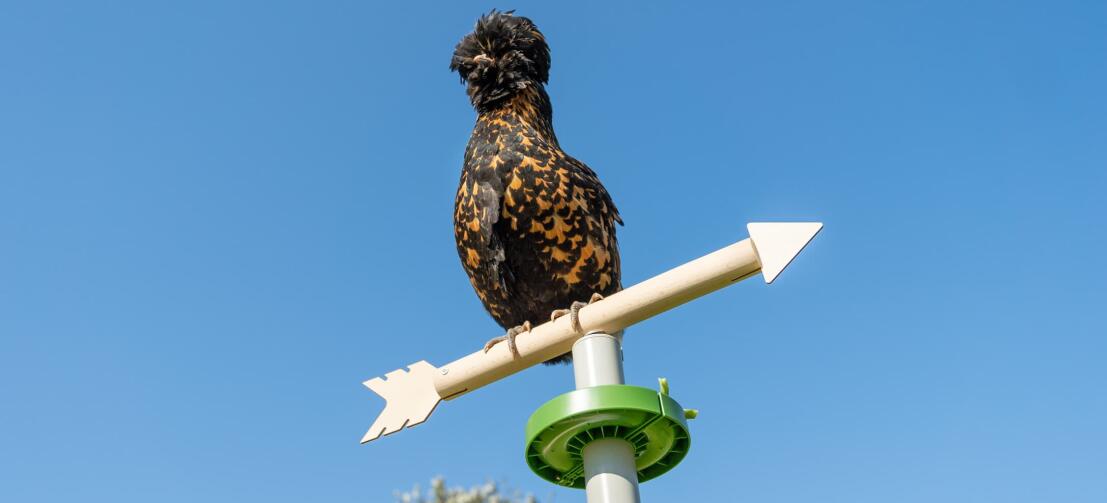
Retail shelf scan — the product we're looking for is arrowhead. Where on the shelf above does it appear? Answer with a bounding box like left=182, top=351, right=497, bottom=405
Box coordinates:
left=361, top=361, right=442, bottom=443
left=747, top=222, right=823, bottom=284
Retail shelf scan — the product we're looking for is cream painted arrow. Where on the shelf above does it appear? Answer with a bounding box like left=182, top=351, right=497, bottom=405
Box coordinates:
left=361, top=222, right=822, bottom=443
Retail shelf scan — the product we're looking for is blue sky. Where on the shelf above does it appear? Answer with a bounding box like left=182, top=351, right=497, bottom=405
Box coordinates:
left=2, top=1, right=1104, bottom=501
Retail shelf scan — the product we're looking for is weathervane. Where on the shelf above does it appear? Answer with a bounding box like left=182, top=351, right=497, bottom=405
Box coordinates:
left=361, top=222, right=822, bottom=503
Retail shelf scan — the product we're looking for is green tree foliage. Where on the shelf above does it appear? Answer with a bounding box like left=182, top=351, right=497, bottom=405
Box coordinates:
left=395, top=477, right=537, bottom=503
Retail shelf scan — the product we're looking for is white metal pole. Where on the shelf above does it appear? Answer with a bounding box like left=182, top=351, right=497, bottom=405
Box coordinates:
left=572, top=333, right=641, bottom=503
left=572, top=332, right=625, bottom=388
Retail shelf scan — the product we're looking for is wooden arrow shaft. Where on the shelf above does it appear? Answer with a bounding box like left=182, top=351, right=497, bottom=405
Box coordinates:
left=434, top=238, right=761, bottom=399
left=362, top=222, right=821, bottom=443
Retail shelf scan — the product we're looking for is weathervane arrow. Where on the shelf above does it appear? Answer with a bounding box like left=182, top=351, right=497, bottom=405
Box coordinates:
left=361, top=222, right=822, bottom=443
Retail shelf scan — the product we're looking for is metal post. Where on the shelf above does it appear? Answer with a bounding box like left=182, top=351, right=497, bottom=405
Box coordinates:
left=572, top=333, right=641, bottom=503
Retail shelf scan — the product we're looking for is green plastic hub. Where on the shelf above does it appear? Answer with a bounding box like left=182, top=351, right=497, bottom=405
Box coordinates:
left=524, top=384, right=691, bottom=488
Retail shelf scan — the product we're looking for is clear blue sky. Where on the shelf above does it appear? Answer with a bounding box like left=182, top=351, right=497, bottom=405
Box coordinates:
left=2, top=1, right=1104, bottom=501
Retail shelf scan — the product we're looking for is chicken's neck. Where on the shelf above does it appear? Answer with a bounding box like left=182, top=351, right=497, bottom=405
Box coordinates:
left=483, top=85, right=559, bottom=148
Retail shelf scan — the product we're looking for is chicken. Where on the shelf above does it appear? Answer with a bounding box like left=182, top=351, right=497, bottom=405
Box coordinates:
left=450, top=11, right=623, bottom=364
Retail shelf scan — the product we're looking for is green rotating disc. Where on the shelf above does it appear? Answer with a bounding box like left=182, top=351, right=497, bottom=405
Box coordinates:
left=524, top=384, right=691, bottom=488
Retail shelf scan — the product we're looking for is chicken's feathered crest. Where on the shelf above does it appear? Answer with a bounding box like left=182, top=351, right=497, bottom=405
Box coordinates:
left=450, top=10, right=551, bottom=112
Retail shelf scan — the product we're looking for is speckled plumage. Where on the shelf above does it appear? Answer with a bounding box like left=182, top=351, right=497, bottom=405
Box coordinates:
left=450, top=11, right=622, bottom=364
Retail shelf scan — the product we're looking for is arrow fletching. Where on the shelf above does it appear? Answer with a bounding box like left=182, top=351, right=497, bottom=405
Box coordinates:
left=361, top=360, right=443, bottom=443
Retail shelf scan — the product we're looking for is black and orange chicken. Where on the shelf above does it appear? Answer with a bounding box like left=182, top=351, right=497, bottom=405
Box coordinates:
left=450, top=11, right=622, bottom=364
